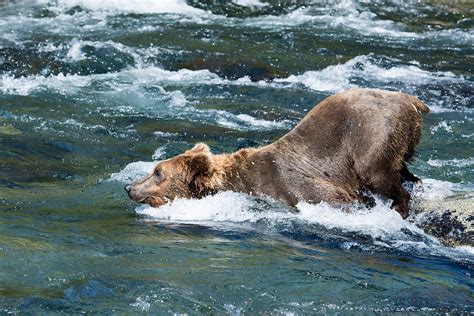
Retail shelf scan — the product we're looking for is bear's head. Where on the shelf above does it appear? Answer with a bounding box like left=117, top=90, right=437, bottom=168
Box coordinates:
left=125, top=143, right=222, bottom=207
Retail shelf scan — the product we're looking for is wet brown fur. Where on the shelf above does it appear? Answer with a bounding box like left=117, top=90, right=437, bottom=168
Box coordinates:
left=126, top=88, right=429, bottom=218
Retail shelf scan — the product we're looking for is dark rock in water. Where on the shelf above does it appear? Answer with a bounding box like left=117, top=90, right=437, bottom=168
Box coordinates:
left=71, top=44, right=136, bottom=75
left=33, top=8, right=58, bottom=18
left=177, top=56, right=283, bottom=82
left=412, top=196, right=474, bottom=246
left=64, top=5, right=85, bottom=15
left=0, top=46, right=63, bottom=78
left=0, top=42, right=136, bottom=78
left=416, top=210, right=472, bottom=246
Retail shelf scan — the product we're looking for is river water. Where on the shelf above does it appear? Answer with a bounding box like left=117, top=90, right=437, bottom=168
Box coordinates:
left=0, top=0, right=473, bottom=313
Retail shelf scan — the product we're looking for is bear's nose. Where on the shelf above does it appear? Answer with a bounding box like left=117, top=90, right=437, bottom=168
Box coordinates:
left=124, top=184, right=132, bottom=193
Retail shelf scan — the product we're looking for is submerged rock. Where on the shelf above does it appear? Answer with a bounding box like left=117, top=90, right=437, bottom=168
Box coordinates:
left=177, top=56, right=283, bottom=82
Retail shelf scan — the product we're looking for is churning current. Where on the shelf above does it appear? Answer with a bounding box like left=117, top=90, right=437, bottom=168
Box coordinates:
left=0, top=0, right=473, bottom=314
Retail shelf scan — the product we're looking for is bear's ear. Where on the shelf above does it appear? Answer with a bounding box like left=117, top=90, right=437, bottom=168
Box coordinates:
left=185, top=143, right=210, bottom=155
left=183, top=152, right=215, bottom=197
left=184, top=153, right=213, bottom=178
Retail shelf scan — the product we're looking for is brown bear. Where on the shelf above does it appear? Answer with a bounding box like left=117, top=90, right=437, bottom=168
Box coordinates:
left=125, top=88, right=429, bottom=218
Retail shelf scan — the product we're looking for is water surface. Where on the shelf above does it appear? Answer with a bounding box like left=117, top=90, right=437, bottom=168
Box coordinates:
left=0, top=0, right=473, bottom=313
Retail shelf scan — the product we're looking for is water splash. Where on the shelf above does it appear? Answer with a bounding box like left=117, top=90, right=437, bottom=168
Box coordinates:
left=135, top=191, right=473, bottom=262
left=109, top=156, right=473, bottom=261
left=54, top=0, right=208, bottom=16
left=232, top=0, right=269, bottom=8
left=274, top=55, right=465, bottom=92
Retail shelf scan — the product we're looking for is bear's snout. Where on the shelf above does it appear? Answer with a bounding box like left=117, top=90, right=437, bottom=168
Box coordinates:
left=125, top=183, right=142, bottom=202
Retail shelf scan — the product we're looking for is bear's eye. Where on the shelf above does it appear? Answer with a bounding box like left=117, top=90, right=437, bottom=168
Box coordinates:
left=155, top=170, right=161, bottom=178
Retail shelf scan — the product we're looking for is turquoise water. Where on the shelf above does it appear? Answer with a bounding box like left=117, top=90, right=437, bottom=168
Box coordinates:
left=0, top=0, right=473, bottom=313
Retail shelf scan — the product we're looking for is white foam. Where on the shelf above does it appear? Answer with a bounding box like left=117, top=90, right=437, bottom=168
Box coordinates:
left=0, top=65, right=292, bottom=131
left=296, top=200, right=418, bottom=239
left=38, top=42, right=66, bottom=53
left=105, top=67, right=224, bottom=88
left=275, top=55, right=466, bottom=93
left=239, top=2, right=419, bottom=38
left=426, top=104, right=456, bottom=114
left=168, top=90, right=187, bottom=107
left=0, top=73, right=91, bottom=96
left=155, top=89, right=290, bottom=131
left=96, top=68, right=290, bottom=130
left=152, top=146, right=167, bottom=160
left=275, top=63, right=355, bottom=92
left=135, top=191, right=474, bottom=261
left=1, top=51, right=465, bottom=97
left=430, top=121, right=453, bottom=134
left=153, top=131, right=178, bottom=138
left=362, top=63, right=459, bottom=84
left=232, top=0, right=269, bottom=8
left=64, top=39, right=148, bottom=67
left=66, top=39, right=86, bottom=61
left=414, top=178, right=461, bottom=200
left=427, top=158, right=474, bottom=168
left=216, top=112, right=290, bottom=130
left=62, top=118, right=108, bottom=132
left=235, top=1, right=473, bottom=43
left=109, top=161, right=157, bottom=183
left=424, top=28, right=474, bottom=43
left=131, top=297, right=151, bottom=312
left=1, top=52, right=467, bottom=117
left=136, top=192, right=404, bottom=238
left=224, top=304, right=243, bottom=315
left=327, top=0, right=418, bottom=38
left=0, top=4, right=111, bottom=41
left=55, top=0, right=207, bottom=16
left=0, top=63, right=213, bottom=97
left=455, top=245, right=474, bottom=256
left=136, top=191, right=257, bottom=222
